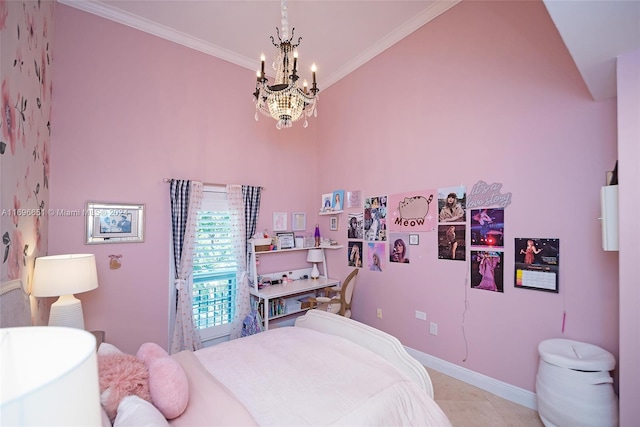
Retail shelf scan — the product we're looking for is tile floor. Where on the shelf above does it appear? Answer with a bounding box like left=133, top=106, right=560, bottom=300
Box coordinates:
left=427, top=368, right=545, bottom=427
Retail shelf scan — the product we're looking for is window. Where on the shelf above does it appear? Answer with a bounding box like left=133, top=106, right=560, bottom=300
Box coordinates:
left=191, top=187, right=237, bottom=339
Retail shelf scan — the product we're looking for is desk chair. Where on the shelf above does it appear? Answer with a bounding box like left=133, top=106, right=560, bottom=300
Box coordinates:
left=312, top=269, right=358, bottom=318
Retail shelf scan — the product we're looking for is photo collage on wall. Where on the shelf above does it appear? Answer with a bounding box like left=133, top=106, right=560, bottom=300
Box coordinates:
left=338, top=181, right=518, bottom=289
left=469, top=208, right=505, bottom=293
left=345, top=191, right=364, bottom=270
left=364, top=196, right=387, bottom=272
left=343, top=193, right=390, bottom=273
left=437, top=186, right=467, bottom=262
left=469, top=209, right=506, bottom=293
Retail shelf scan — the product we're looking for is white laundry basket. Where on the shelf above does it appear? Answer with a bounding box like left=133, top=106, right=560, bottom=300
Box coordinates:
left=536, top=338, right=618, bottom=427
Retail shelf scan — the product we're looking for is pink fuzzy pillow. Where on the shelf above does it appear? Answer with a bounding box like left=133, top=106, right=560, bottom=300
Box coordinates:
left=98, top=353, right=151, bottom=422
left=137, top=342, right=189, bottom=420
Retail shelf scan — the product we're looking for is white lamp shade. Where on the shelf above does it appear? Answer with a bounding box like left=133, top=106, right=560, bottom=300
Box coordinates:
left=0, top=327, right=102, bottom=426
left=32, top=254, right=98, bottom=297
left=307, top=249, right=323, bottom=279
left=32, top=254, right=99, bottom=329
left=306, top=249, right=324, bottom=263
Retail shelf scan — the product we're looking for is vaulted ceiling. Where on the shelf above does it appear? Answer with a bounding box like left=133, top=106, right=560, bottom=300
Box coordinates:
left=59, top=0, right=639, bottom=101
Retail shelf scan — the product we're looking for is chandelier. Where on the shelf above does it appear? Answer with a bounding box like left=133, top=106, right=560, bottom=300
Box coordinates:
left=253, top=1, right=319, bottom=129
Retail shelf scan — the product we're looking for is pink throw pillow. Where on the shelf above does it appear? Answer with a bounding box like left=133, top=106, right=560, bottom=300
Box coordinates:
left=147, top=356, right=189, bottom=419
left=136, top=342, right=169, bottom=365
left=136, top=342, right=189, bottom=420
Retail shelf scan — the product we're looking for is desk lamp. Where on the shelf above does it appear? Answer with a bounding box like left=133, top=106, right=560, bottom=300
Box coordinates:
left=307, top=249, right=323, bottom=279
left=31, top=254, right=99, bottom=329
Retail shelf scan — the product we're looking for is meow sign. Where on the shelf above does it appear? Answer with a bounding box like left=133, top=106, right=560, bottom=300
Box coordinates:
left=388, top=190, right=437, bottom=232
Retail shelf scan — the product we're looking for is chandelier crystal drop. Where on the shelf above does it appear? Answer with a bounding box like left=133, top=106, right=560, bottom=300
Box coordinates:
left=253, top=1, right=319, bottom=129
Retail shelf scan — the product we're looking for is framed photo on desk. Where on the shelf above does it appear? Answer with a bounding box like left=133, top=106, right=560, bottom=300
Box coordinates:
left=277, top=232, right=295, bottom=249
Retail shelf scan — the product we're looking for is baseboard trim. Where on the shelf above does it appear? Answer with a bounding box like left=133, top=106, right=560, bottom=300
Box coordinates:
left=406, top=346, right=538, bottom=410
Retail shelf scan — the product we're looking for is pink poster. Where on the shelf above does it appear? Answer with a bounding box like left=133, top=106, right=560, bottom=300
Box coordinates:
left=388, top=190, right=437, bottom=232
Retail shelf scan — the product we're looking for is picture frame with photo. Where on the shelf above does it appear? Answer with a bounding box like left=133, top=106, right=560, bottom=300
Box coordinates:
left=332, top=190, right=345, bottom=211
left=86, top=201, right=144, bottom=244
left=330, top=216, right=338, bottom=231
left=321, top=193, right=333, bottom=212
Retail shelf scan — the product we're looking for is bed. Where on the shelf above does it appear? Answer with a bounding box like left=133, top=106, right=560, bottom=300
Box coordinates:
left=1, top=279, right=451, bottom=426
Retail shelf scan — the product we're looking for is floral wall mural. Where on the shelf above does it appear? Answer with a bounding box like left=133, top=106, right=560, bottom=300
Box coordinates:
left=0, top=0, right=55, bottom=300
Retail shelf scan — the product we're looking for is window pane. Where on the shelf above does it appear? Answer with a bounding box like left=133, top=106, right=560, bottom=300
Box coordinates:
left=192, top=209, right=237, bottom=330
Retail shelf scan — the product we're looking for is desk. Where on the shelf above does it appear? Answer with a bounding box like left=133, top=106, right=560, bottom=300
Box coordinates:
left=250, top=277, right=339, bottom=330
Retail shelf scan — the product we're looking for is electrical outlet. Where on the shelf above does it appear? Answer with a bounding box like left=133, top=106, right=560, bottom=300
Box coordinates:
left=430, top=322, right=438, bottom=336
left=377, top=308, right=383, bottom=319
left=415, top=310, right=427, bottom=321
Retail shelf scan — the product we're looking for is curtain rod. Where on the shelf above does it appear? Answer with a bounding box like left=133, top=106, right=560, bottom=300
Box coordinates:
left=163, top=178, right=263, bottom=190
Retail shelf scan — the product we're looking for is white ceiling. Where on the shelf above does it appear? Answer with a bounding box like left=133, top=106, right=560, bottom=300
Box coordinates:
left=59, top=0, right=639, bottom=100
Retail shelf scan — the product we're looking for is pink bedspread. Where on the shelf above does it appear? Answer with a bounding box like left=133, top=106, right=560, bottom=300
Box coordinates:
left=184, top=326, right=451, bottom=426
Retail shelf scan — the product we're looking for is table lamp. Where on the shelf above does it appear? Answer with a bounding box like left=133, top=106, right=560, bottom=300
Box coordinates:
left=0, top=326, right=102, bottom=425
left=307, top=249, right=324, bottom=279
left=31, top=254, right=99, bottom=329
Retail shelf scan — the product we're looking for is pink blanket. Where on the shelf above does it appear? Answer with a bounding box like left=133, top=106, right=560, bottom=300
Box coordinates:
left=169, top=350, right=258, bottom=427
left=183, top=327, right=451, bottom=426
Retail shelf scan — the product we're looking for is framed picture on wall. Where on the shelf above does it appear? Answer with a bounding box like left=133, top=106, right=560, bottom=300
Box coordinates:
left=292, top=212, right=306, bottom=231
left=330, top=216, right=338, bottom=231
left=273, top=212, right=287, bottom=231
left=86, top=202, right=145, bottom=244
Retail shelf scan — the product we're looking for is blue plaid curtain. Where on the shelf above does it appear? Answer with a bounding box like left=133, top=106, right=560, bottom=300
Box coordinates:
left=170, top=180, right=190, bottom=279
left=169, top=179, right=204, bottom=352
left=242, top=185, right=262, bottom=248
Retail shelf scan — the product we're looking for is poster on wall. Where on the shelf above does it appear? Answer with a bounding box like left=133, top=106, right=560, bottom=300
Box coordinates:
left=470, top=208, right=504, bottom=248
left=388, top=190, right=436, bottom=232
left=437, top=186, right=466, bottom=223
left=367, top=242, right=386, bottom=272
left=332, top=190, right=345, bottom=211
left=364, top=195, right=387, bottom=241
left=346, top=190, right=362, bottom=209
left=347, top=241, right=363, bottom=268
left=347, top=212, right=363, bottom=239
left=389, top=233, right=412, bottom=264
left=514, top=238, right=559, bottom=293
left=470, top=250, right=504, bottom=292
left=438, top=225, right=466, bottom=261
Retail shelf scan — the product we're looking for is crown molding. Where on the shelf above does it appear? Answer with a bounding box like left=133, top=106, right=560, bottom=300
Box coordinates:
left=58, top=0, right=461, bottom=89
left=323, top=0, right=461, bottom=88
left=57, top=0, right=257, bottom=71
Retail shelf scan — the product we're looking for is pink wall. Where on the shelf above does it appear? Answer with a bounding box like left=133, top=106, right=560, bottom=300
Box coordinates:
left=316, top=0, right=618, bottom=392
left=50, top=5, right=320, bottom=352
left=50, top=0, right=620, bottom=394
left=616, top=48, right=640, bottom=424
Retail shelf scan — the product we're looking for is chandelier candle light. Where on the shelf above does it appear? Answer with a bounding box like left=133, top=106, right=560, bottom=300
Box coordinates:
left=253, top=0, right=319, bottom=129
